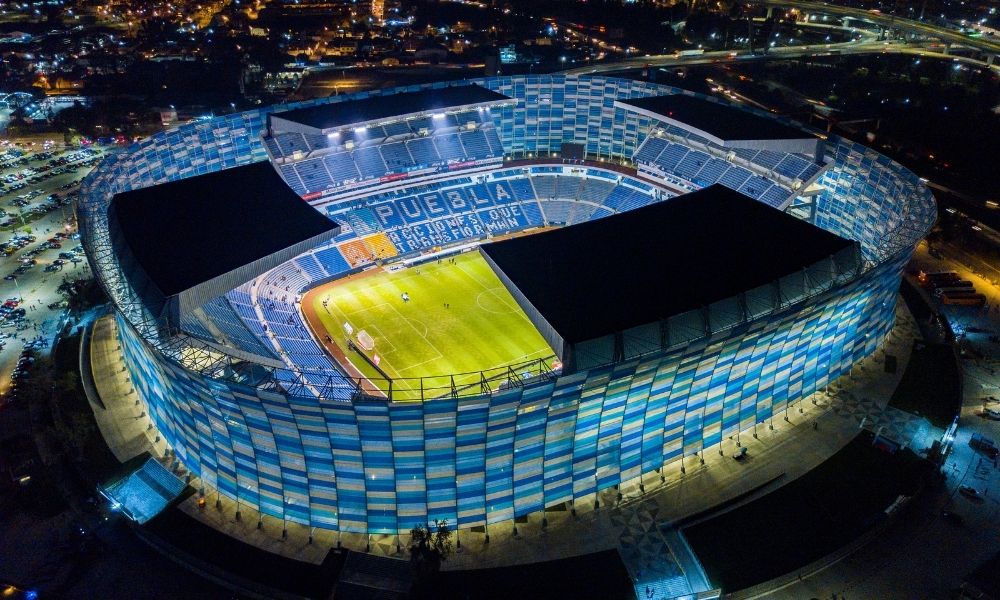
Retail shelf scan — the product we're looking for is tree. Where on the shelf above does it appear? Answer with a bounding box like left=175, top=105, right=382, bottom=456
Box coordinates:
left=408, top=520, right=452, bottom=599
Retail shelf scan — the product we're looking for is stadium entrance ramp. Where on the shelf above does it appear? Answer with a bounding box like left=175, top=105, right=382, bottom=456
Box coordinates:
left=99, top=455, right=187, bottom=524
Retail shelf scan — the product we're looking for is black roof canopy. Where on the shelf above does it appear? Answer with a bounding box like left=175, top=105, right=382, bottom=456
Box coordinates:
left=270, top=85, right=510, bottom=132
left=110, top=161, right=338, bottom=298
left=481, top=185, right=854, bottom=346
left=619, top=94, right=816, bottom=143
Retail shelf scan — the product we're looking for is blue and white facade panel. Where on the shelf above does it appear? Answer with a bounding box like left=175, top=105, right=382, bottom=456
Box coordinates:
left=86, top=75, right=934, bottom=534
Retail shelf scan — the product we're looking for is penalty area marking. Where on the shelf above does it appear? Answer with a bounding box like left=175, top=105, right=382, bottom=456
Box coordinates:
left=475, top=287, right=520, bottom=315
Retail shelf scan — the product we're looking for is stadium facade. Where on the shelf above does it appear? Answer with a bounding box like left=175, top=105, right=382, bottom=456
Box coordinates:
left=80, top=75, right=936, bottom=534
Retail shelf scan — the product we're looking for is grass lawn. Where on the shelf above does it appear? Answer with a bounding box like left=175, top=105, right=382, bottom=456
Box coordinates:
left=307, top=250, right=553, bottom=399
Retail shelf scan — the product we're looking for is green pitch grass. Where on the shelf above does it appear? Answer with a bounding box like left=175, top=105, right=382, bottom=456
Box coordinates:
left=309, top=251, right=554, bottom=398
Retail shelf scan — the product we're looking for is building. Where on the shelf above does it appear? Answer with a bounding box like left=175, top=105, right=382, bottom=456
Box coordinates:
left=79, top=75, right=936, bottom=535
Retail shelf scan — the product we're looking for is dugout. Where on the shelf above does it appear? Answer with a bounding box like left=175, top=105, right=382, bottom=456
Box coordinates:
left=480, top=185, right=861, bottom=372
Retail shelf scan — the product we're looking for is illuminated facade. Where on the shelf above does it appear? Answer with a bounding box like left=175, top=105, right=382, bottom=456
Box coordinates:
left=81, top=75, right=936, bottom=534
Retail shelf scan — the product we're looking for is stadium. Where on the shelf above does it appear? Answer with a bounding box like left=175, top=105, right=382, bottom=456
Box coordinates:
left=79, top=74, right=936, bottom=536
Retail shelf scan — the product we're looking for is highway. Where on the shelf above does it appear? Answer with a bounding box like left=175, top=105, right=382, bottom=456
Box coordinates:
left=561, top=0, right=1000, bottom=78
left=755, top=0, right=1000, bottom=55
left=561, top=40, right=999, bottom=76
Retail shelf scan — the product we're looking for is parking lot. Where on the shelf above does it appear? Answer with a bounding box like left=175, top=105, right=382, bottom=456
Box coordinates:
left=0, top=139, right=104, bottom=399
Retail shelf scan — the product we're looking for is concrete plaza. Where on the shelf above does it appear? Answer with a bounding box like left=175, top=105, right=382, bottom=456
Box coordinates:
left=86, top=299, right=929, bottom=597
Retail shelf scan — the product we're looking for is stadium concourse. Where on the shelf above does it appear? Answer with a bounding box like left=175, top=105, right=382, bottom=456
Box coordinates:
left=79, top=74, right=936, bottom=592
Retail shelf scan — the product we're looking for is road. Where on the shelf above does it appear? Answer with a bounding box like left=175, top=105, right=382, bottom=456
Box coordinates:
left=562, top=40, right=999, bottom=77
left=755, top=0, right=1000, bottom=55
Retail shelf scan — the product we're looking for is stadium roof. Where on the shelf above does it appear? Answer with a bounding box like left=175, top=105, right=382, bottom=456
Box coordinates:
left=617, top=95, right=818, bottom=148
left=481, top=185, right=854, bottom=347
left=110, top=161, right=338, bottom=298
left=269, top=85, right=511, bottom=133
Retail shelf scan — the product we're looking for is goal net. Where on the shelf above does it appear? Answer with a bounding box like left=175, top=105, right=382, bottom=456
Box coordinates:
left=356, top=329, right=376, bottom=352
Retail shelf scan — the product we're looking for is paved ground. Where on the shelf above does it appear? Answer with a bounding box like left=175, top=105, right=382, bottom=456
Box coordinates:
left=768, top=239, right=1000, bottom=599
left=0, top=142, right=103, bottom=397
left=0, top=142, right=241, bottom=600
left=89, top=298, right=926, bottom=598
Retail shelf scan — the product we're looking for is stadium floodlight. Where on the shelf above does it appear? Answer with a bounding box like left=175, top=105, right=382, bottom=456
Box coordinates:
left=327, top=131, right=340, bottom=138
left=354, top=126, right=367, bottom=133
left=432, top=113, right=445, bottom=119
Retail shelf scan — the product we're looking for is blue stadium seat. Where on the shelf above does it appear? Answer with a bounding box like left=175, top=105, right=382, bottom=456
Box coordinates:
left=484, top=128, right=504, bottom=157
left=739, top=175, right=772, bottom=199
left=323, top=151, right=361, bottom=184
left=434, top=133, right=466, bottom=161
left=314, top=247, right=351, bottom=276
left=368, top=200, right=406, bottom=229
left=633, top=137, right=667, bottom=164
left=487, top=180, right=515, bottom=204
left=380, top=142, right=414, bottom=171
left=295, top=159, right=332, bottom=192
left=656, top=143, right=689, bottom=172
left=353, top=146, right=388, bottom=177
left=553, top=176, right=578, bottom=199
left=278, top=164, right=307, bottom=196
left=363, top=125, right=388, bottom=140
left=774, top=154, right=814, bottom=180
left=531, top=176, right=557, bottom=199
left=568, top=202, right=599, bottom=225
left=542, top=200, right=573, bottom=225
left=408, top=116, right=432, bottom=133
left=719, top=166, right=752, bottom=190
left=799, top=161, right=823, bottom=181
left=294, top=255, right=327, bottom=280
left=346, top=207, right=382, bottom=235
left=601, top=186, right=635, bottom=211
left=674, top=151, right=708, bottom=180
left=264, top=137, right=281, bottom=158
left=507, top=178, right=537, bottom=202
left=590, top=206, right=615, bottom=220
left=180, top=313, right=213, bottom=341
left=200, top=295, right=279, bottom=358
left=273, top=133, right=308, bottom=156
left=303, top=133, right=329, bottom=152
left=520, top=201, right=544, bottom=226
left=460, top=130, right=493, bottom=159
left=754, top=150, right=784, bottom=170
left=406, top=137, right=440, bottom=166
left=618, top=189, right=653, bottom=213
left=382, top=121, right=411, bottom=137
left=732, top=148, right=758, bottom=162
left=693, top=158, right=729, bottom=187
left=577, top=179, right=615, bottom=204
left=759, top=185, right=791, bottom=208
left=264, top=262, right=310, bottom=292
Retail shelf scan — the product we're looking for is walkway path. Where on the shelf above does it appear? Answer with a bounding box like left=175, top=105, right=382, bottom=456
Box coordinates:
left=86, top=315, right=164, bottom=463
left=87, top=301, right=928, bottom=596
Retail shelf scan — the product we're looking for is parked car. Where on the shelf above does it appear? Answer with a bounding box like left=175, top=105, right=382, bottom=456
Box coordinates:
left=959, top=486, right=984, bottom=502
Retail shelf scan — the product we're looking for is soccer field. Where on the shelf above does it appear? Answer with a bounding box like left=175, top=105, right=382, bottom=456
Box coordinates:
left=305, top=251, right=554, bottom=399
